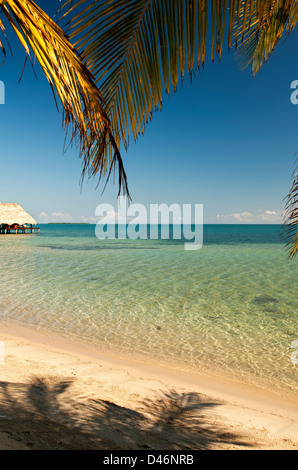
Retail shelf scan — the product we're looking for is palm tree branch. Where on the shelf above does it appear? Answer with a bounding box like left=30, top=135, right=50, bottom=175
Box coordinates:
left=235, top=1, right=298, bottom=74
left=60, top=1, right=298, bottom=253
left=61, top=0, right=233, bottom=152
left=61, top=1, right=298, bottom=153
left=283, top=163, right=298, bottom=258
left=0, top=0, right=129, bottom=197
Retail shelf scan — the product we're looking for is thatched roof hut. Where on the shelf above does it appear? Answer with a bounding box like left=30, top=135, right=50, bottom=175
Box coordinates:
left=0, top=203, right=37, bottom=226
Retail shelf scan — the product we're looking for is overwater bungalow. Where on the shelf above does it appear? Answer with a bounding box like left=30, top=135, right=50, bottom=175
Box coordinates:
left=0, top=203, right=40, bottom=235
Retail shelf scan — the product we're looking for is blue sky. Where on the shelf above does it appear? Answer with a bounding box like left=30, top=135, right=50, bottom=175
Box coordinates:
left=0, top=0, right=298, bottom=224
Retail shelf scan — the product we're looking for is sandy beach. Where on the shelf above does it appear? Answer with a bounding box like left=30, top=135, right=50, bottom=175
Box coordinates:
left=0, top=321, right=297, bottom=451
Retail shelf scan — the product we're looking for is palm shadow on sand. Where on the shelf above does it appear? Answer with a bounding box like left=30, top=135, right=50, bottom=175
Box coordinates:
left=0, top=378, right=253, bottom=450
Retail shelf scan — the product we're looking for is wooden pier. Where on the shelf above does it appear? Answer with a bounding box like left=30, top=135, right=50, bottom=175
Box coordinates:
left=0, top=224, right=40, bottom=235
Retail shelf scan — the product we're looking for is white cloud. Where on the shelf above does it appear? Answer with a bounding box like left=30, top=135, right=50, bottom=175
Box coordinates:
left=38, top=211, right=48, bottom=219
left=216, top=209, right=282, bottom=224
left=216, top=211, right=254, bottom=223
left=37, top=211, right=72, bottom=223
left=81, top=216, right=97, bottom=224
left=256, top=210, right=281, bottom=222
left=51, top=212, right=72, bottom=222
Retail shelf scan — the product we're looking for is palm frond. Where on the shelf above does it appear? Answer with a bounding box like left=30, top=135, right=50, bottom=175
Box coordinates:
left=60, top=0, right=298, bottom=158
left=0, top=0, right=129, bottom=196
left=2, top=0, right=298, bottom=214
left=61, top=0, right=234, bottom=152
left=235, top=0, right=298, bottom=74
left=283, top=164, right=298, bottom=258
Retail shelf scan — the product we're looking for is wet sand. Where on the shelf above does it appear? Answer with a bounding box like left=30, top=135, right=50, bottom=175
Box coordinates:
left=0, top=321, right=297, bottom=450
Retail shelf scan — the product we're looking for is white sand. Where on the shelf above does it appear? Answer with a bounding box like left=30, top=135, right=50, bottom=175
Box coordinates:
left=0, top=321, right=297, bottom=450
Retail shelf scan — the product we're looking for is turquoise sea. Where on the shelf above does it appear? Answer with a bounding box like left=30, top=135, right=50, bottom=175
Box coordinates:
left=0, top=224, right=297, bottom=397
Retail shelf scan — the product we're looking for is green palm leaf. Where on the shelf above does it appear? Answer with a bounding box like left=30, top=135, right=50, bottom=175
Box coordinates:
left=60, top=0, right=298, bottom=256
left=62, top=0, right=298, bottom=151
left=283, top=164, right=298, bottom=258
left=235, top=1, right=298, bottom=74
left=1, top=1, right=298, bottom=254
left=0, top=0, right=129, bottom=196
left=61, top=0, right=231, bottom=150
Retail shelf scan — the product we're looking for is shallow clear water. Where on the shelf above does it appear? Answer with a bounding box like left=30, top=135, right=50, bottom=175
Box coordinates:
left=0, top=224, right=297, bottom=396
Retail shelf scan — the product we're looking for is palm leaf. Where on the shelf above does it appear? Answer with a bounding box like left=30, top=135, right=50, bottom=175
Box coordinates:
left=235, top=1, right=298, bottom=74
left=60, top=0, right=298, bottom=256
left=235, top=2, right=298, bottom=258
left=2, top=0, right=298, bottom=249
left=0, top=0, right=129, bottom=196
left=283, top=164, right=298, bottom=258
left=61, top=0, right=233, bottom=151
left=60, top=0, right=298, bottom=162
